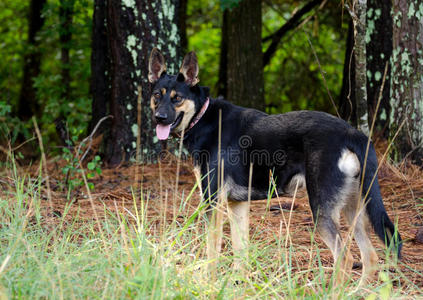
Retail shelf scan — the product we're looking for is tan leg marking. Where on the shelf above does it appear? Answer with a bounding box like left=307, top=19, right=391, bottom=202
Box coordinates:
left=317, top=220, right=353, bottom=284
left=344, top=197, right=379, bottom=284
left=206, top=187, right=227, bottom=274
left=227, top=200, right=249, bottom=273
left=193, top=166, right=203, bottom=198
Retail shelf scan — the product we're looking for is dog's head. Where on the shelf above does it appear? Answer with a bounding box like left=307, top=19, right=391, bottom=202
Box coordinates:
left=148, top=48, right=209, bottom=140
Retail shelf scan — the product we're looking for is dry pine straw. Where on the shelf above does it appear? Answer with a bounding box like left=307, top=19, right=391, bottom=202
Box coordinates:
left=6, top=150, right=423, bottom=291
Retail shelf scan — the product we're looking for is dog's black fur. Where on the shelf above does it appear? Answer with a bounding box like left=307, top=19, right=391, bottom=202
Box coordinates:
left=148, top=49, right=402, bottom=277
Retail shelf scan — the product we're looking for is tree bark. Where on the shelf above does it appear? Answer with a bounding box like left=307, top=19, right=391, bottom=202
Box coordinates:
left=219, top=0, right=264, bottom=111
left=366, top=0, right=392, bottom=136
left=90, top=0, right=182, bottom=166
left=390, top=0, right=423, bottom=165
left=353, top=0, right=369, bottom=135
left=17, top=0, right=47, bottom=120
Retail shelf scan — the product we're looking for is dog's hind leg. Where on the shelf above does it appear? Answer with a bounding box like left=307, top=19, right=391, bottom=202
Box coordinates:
left=343, top=194, right=379, bottom=284
left=314, top=210, right=353, bottom=284
left=227, top=200, right=249, bottom=273
left=339, top=149, right=379, bottom=283
left=306, top=150, right=356, bottom=284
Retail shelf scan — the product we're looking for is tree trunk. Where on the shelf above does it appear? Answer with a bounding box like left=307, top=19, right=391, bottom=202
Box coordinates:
left=217, top=10, right=228, bottom=98
left=339, top=20, right=357, bottom=126
left=89, top=0, right=111, bottom=134
left=177, top=0, right=188, bottom=53
left=353, top=0, right=369, bottom=135
left=366, top=0, right=392, bottom=137
left=219, top=0, right=264, bottom=111
left=390, top=0, right=423, bottom=165
left=59, top=0, right=75, bottom=102
left=17, top=0, right=47, bottom=120
left=90, top=0, right=182, bottom=166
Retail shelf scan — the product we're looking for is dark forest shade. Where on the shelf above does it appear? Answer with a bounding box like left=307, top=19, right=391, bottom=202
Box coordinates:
left=18, top=0, right=47, bottom=120
left=218, top=0, right=264, bottom=111
left=90, top=0, right=182, bottom=166
left=59, top=0, right=75, bottom=103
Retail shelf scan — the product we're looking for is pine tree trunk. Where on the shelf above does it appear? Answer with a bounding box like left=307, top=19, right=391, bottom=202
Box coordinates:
left=17, top=0, right=46, bottom=120
left=366, top=0, right=392, bottom=136
left=219, top=0, right=264, bottom=111
left=390, top=0, right=423, bottom=165
left=90, top=0, right=182, bottom=166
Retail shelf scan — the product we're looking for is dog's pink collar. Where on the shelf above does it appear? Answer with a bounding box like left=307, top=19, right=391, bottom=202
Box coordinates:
left=188, top=97, right=209, bottom=131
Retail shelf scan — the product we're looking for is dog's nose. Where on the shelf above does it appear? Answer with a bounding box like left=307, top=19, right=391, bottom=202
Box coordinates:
left=155, top=112, right=168, bottom=123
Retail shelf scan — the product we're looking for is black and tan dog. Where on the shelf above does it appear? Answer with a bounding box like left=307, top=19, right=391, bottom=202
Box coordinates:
left=148, top=48, right=402, bottom=283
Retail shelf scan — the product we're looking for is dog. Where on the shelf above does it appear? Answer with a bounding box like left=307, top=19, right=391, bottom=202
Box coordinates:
left=147, top=48, right=402, bottom=283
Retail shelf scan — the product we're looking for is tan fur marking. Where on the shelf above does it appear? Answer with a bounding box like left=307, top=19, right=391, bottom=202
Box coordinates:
left=150, top=97, right=156, bottom=112
left=206, top=185, right=227, bottom=274
left=174, top=99, right=196, bottom=133
left=170, top=90, right=176, bottom=98
left=227, top=200, right=249, bottom=273
left=161, top=88, right=166, bottom=95
left=193, top=166, right=203, bottom=197
left=343, top=192, right=379, bottom=284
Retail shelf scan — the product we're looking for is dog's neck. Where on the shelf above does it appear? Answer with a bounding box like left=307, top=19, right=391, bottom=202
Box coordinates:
left=183, top=98, right=238, bottom=149
left=188, top=97, right=209, bottom=131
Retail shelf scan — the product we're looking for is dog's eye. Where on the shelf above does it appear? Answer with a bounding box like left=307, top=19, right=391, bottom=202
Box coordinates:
left=154, top=92, right=161, bottom=99
left=174, top=96, right=183, bottom=103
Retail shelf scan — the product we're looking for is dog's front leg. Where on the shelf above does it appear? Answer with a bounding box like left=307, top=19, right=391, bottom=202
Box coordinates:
left=227, top=200, right=249, bottom=273
left=206, top=190, right=226, bottom=274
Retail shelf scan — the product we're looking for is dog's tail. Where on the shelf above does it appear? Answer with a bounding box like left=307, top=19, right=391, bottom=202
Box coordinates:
left=348, top=133, right=402, bottom=258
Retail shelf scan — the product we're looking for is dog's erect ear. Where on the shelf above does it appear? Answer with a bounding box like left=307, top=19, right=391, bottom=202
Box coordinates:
left=179, top=51, right=199, bottom=86
left=148, top=48, right=167, bottom=83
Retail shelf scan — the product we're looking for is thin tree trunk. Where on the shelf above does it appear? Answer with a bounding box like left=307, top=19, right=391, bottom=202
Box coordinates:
left=220, top=0, right=264, bottom=111
left=217, top=10, right=228, bottom=98
left=91, top=0, right=182, bottom=166
left=390, top=0, right=423, bottom=165
left=353, top=0, right=369, bottom=135
left=59, top=0, right=75, bottom=102
left=18, top=0, right=47, bottom=120
left=339, top=20, right=356, bottom=126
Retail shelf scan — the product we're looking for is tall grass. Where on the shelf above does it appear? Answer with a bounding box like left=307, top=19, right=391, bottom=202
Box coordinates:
left=0, top=158, right=417, bottom=299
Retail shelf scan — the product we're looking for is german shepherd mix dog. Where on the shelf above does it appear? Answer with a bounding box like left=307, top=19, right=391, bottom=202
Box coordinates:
left=148, top=48, right=402, bottom=283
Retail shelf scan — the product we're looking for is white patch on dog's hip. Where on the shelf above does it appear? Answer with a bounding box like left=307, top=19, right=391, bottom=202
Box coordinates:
left=338, top=149, right=360, bottom=177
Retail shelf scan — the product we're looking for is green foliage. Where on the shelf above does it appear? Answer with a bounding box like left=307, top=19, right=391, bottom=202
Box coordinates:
left=0, top=0, right=93, bottom=149
left=61, top=129, right=102, bottom=192
left=0, top=1, right=28, bottom=107
left=188, top=1, right=348, bottom=114
left=36, top=0, right=93, bottom=146
left=220, top=0, right=242, bottom=10
left=0, top=101, right=32, bottom=147
left=187, top=1, right=222, bottom=96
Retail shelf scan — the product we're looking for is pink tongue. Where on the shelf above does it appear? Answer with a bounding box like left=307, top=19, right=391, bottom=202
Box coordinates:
left=156, top=124, right=171, bottom=140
